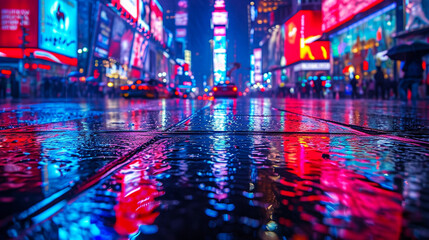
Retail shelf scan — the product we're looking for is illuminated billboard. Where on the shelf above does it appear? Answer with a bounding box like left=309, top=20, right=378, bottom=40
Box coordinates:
left=322, top=0, right=384, bottom=32
left=214, top=26, right=226, bottom=36
left=212, top=11, right=228, bottom=26
left=404, top=0, right=429, bottom=31
left=108, top=16, right=134, bottom=65
left=213, top=36, right=227, bottom=84
left=150, top=0, right=163, bottom=43
left=0, top=0, right=38, bottom=48
left=131, top=33, right=148, bottom=69
left=39, top=0, right=78, bottom=58
left=120, top=0, right=137, bottom=19
left=94, top=5, right=115, bottom=58
left=284, top=11, right=330, bottom=65
left=138, top=0, right=150, bottom=30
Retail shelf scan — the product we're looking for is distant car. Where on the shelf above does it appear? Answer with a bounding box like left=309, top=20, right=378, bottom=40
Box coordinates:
left=213, top=83, right=238, bottom=98
left=120, top=79, right=170, bottom=98
left=119, top=79, right=144, bottom=98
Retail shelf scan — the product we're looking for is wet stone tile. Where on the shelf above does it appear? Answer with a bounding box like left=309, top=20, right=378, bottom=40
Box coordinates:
left=20, top=134, right=429, bottom=240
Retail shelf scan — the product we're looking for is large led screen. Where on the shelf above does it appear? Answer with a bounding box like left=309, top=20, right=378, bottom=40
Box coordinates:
left=94, top=5, right=115, bottom=58
left=108, top=16, right=134, bottom=66
left=131, top=32, right=149, bottom=69
left=39, top=0, right=78, bottom=58
left=120, top=0, right=137, bottom=19
left=138, top=0, right=150, bottom=30
left=404, top=0, right=429, bottom=31
left=0, top=0, right=38, bottom=48
left=284, top=11, right=330, bottom=65
left=150, top=0, right=163, bottom=43
left=212, top=11, right=228, bottom=26
left=322, top=0, right=384, bottom=32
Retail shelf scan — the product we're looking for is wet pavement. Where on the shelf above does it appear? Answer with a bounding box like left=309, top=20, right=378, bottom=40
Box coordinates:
left=1, top=98, right=429, bottom=239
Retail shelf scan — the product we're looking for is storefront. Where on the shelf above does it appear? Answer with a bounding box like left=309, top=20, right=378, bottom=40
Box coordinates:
left=280, top=10, right=331, bottom=97
left=329, top=4, right=397, bottom=90
left=394, top=0, right=429, bottom=98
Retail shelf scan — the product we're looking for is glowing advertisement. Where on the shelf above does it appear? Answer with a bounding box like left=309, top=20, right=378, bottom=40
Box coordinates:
left=0, top=0, right=38, bottom=48
left=213, top=36, right=227, bottom=84
left=212, top=11, right=228, bottom=26
left=94, top=5, right=115, bottom=58
left=284, top=11, right=330, bottom=66
left=108, top=16, right=134, bottom=66
left=322, top=0, right=384, bottom=32
left=120, top=0, right=137, bottom=19
left=138, top=0, right=150, bottom=30
left=214, top=26, right=226, bottom=36
left=254, top=48, right=262, bottom=82
left=150, top=0, right=163, bottom=43
left=39, top=0, right=78, bottom=58
left=404, top=0, right=429, bottom=31
left=131, top=32, right=148, bottom=69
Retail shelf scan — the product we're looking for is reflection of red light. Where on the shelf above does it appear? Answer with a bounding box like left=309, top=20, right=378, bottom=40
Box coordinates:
left=184, top=94, right=187, bottom=98
left=363, top=61, right=369, bottom=71
left=93, top=69, right=100, bottom=79
left=121, top=86, right=129, bottom=91
left=225, top=80, right=230, bottom=84
left=203, top=96, right=208, bottom=100
left=423, top=61, right=426, bottom=70
left=131, top=85, right=136, bottom=90
left=136, top=80, right=142, bottom=84
left=239, top=92, right=243, bottom=96
left=233, top=87, right=237, bottom=92
left=198, top=96, right=202, bottom=100
left=138, top=85, right=144, bottom=90
left=24, top=63, right=30, bottom=69
left=213, top=87, right=218, bottom=91
left=175, top=91, right=179, bottom=95
left=261, top=88, right=265, bottom=92
left=31, top=63, right=37, bottom=69
left=38, top=64, right=51, bottom=70
left=1, top=70, right=11, bottom=75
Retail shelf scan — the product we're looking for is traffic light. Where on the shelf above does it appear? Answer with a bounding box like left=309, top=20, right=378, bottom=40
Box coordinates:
left=19, top=26, right=30, bottom=49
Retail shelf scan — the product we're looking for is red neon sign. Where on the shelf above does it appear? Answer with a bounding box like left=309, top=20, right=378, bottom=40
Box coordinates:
left=284, top=11, right=330, bottom=65
left=0, top=48, right=77, bottom=66
left=0, top=0, right=38, bottom=48
left=322, top=0, right=384, bottom=32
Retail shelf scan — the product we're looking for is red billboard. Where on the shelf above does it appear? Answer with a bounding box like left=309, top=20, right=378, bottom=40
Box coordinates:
left=150, top=0, right=163, bottom=43
left=322, top=0, right=384, bottom=32
left=131, top=32, right=148, bottom=69
left=0, top=0, right=38, bottom=48
left=284, top=11, right=330, bottom=66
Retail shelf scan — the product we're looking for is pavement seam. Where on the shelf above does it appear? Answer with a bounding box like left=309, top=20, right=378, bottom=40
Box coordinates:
left=273, top=106, right=429, bottom=148
left=2, top=102, right=212, bottom=239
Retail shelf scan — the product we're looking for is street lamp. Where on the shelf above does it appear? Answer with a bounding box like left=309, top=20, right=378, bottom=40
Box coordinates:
left=83, top=47, right=88, bottom=52
left=77, top=49, right=83, bottom=54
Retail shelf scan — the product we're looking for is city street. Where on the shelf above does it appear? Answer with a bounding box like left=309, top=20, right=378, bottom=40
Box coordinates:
left=1, top=97, right=429, bottom=239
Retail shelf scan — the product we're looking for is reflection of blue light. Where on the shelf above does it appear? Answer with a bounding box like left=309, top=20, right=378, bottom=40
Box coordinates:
left=321, top=76, right=327, bottom=81
left=138, top=225, right=159, bottom=234
left=308, top=76, right=313, bottom=80
left=325, top=82, right=332, bottom=88
left=314, top=76, right=318, bottom=80
left=205, top=208, right=218, bottom=217
left=301, top=83, right=305, bottom=87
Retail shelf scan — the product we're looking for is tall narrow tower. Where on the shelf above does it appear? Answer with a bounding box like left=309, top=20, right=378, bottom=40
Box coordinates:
left=211, top=0, right=228, bottom=85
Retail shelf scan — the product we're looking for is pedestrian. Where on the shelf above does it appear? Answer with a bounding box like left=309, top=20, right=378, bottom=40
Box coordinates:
left=0, top=74, right=6, bottom=98
left=390, top=78, right=398, bottom=99
left=374, top=66, right=385, bottom=100
left=350, top=76, right=358, bottom=99
left=399, top=57, right=424, bottom=103
left=367, top=78, right=375, bottom=98
left=315, top=75, right=323, bottom=99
